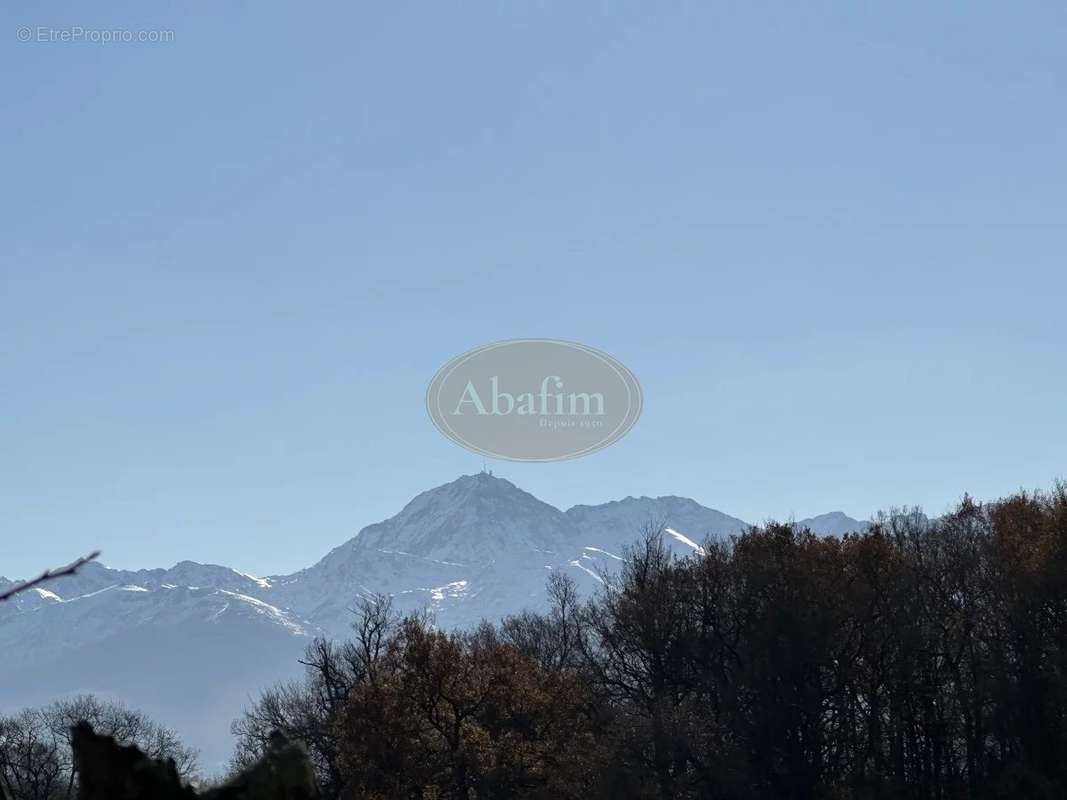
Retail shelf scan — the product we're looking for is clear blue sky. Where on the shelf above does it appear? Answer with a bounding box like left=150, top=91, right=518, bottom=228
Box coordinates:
left=2, top=2, right=1065, bottom=580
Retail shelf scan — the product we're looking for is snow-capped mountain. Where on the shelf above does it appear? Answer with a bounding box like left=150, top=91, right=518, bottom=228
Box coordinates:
left=564, top=493, right=750, bottom=583
left=268, top=473, right=580, bottom=634
left=0, top=473, right=867, bottom=771
left=0, top=580, right=313, bottom=770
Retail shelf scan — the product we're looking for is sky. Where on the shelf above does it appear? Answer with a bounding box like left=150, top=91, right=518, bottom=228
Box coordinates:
left=2, top=1, right=1065, bottom=580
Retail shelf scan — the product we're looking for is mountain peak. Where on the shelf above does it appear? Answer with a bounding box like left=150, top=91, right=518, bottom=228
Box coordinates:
left=2, top=474, right=881, bottom=773
left=392, top=472, right=557, bottom=519
left=304, top=473, right=569, bottom=581
left=796, top=511, right=869, bottom=536
left=449, top=470, right=521, bottom=493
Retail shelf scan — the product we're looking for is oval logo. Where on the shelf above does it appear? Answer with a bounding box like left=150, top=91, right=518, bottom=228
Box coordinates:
left=426, top=339, right=642, bottom=462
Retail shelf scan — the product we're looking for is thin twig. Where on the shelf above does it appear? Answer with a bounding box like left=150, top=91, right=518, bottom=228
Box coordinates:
left=0, top=551, right=101, bottom=602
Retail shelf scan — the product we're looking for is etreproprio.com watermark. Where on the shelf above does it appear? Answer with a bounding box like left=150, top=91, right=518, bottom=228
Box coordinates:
left=17, top=26, right=175, bottom=43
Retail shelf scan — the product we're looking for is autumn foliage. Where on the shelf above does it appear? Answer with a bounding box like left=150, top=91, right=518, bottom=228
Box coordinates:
left=234, top=485, right=1067, bottom=799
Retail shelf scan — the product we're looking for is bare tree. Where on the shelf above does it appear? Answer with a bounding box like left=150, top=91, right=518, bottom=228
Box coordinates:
left=0, top=695, right=196, bottom=800
left=0, top=552, right=100, bottom=603
left=230, top=593, right=397, bottom=799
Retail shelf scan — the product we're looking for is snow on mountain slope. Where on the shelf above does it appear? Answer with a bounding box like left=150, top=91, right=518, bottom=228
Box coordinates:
left=0, top=560, right=273, bottom=608
left=268, top=473, right=580, bottom=634
left=565, top=494, right=749, bottom=558
left=0, top=585, right=64, bottom=614
left=0, top=473, right=863, bottom=771
left=0, top=576, right=316, bottom=772
left=665, top=527, right=706, bottom=555
left=265, top=476, right=757, bottom=632
left=0, top=583, right=311, bottom=773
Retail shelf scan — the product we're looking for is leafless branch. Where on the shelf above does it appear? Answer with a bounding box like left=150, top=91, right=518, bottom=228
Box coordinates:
left=0, top=551, right=101, bottom=602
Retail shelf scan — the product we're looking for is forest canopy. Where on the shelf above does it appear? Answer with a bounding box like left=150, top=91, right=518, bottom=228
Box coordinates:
left=5, top=486, right=1066, bottom=798
left=228, top=485, right=1067, bottom=800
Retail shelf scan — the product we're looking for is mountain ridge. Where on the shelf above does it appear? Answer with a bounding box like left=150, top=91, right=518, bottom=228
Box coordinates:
left=2, top=475, right=870, bottom=626
left=0, top=473, right=869, bottom=771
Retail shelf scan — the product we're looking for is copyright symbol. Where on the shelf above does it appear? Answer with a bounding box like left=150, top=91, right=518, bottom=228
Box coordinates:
left=17, top=26, right=32, bottom=42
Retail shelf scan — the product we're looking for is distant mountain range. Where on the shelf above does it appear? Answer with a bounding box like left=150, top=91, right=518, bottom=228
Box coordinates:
left=0, top=473, right=868, bottom=772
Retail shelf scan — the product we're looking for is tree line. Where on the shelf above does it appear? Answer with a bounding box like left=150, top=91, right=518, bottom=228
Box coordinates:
left=0, top=695, right=197, bottom=799
left=4, top=485, right=1065, bottom=798
left=233, top=485, right=1067, bottom=799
